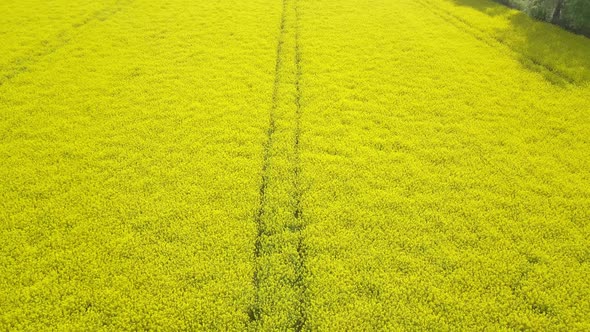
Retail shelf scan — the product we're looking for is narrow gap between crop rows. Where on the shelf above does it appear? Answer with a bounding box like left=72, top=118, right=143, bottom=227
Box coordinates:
left=249, top=0, right=308, bottom=328
left=249, top=0, right=289, bottom=325
left=292, top=0, right=308, bottom=330
left=0, top=0, right=135, bottom=87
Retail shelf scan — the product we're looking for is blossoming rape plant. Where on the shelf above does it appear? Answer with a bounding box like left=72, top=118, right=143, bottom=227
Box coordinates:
left=1, top=0, right=589, bottom=330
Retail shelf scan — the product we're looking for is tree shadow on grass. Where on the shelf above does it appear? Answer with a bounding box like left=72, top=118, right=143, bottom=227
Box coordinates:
left=451, top=0, right=517, bottom=16
left=506, top=12, right=590, bottom=85
left=449, top=0, right=590, bottom=86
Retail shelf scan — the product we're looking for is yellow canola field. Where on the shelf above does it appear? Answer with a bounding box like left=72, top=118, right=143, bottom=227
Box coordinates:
left=1, top=0, right=589, bottom=330
left=0, top=0, right=123, bottom=84
left=1, top=0, right=282, bottom=329
left=299, top=0, right=590, bottom=330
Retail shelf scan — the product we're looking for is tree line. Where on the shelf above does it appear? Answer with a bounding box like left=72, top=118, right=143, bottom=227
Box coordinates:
left=495, top=0, right=590, bottom=37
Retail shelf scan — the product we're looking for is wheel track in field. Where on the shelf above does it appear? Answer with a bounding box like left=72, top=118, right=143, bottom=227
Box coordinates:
left=0, top=0, right=134, bottom=87
left=251, top=0, right=287, bottom=321
left=250, top=0, right=285, bottom=323
left=250, top=0, right=308, bottom=329
left=292, top=0, right=308, bottom=329
left=414, top=0, right=574, bottom=86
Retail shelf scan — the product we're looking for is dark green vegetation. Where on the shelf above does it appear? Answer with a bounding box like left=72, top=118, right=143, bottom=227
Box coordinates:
left=493, top=0, right=590, bottom=35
